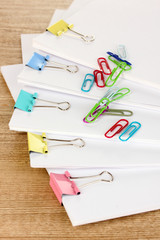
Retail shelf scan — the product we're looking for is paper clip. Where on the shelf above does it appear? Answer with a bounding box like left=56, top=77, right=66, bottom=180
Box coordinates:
left=93, top=70, right=105, bottom=88
left=27, top=132, right=85, bottom=154
left=117, top=45, right=127, bottom=60
left=106, top=58, right=132, bottom=87
left=50, top=170, right=113, bottom=205
left=84, top=87, right=130, bottom=123
left=119, top=121, right=141, bottom=141
left=46, top=19, right=95, bottom=42
left=81, top=74, right=95, bottom=92
left=14, top=90, right=70, bottom=112
left=97, top=57, right=112, bottom=75
left=104, top=119, right=129, bottom=138
left=107, top=51, right=131, bottom=66
left=26, top=52, right=78, bottom=73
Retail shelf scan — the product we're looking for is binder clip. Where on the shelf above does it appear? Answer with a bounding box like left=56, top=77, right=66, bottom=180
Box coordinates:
left=50, top=170, right=114, bottom=205
left=104, top=119, right=129, bottom=138
left=106, top=52, right=132, bottom=87
left=81, top=73, right=95, bottom=92
left=97, top=57, right=112, bottom=75
left=119, top=121, right=141, bottom=141
left=46, top=19, right=95, bottom=42
left=14, top=90, right=70, bottom=112
left=117, top=45, right=127, bottom=60
left=28, top=132, right=85, bottom=154
left=26, top=52, right=78, bottom=73
left=84, top=87, right=130, bottom=123
left=93, top=70, right=105, bottom=88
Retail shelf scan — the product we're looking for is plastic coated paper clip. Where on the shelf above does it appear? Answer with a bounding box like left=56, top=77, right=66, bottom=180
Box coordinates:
left=119, top=121, right=141, bottom=141
left=104, top=119, right=129, bottom=138
left=93, top=70, right=105, bottom=88
left=81, top=74, right=95, bottom=92
left=14, top=90, right=70, bottom=112
left=84, top=87, right=130, bottom=123
left=117, top=45, right=127, bottom=60
left=46, top=19, right=95, bottom=42
left=97, top=57, right=112, bottom=75
left=106, top=52, right=132, bottom=87
left=27, top=132, right=85, bottom=154
left=50, top=170, right=114, bottom=205
left=26, top=52, right=78, bottom=73
left=107, top=51, right=131, bottom=66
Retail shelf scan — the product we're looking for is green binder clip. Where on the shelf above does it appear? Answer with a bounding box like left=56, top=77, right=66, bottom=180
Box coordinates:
left=106, top=55, right=132, bottom=87
left=84, top=87, right=130, bottom=123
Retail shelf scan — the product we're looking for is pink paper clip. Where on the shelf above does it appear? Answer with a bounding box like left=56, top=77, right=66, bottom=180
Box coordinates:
left=97, top=57, right=112, bottom=75
left=50, top=171, right=80, bottom=205
left=104, top=119, right=129, bottom=138
left=50, top=171, right=114, bottom=205
left=93, top=70, right=105, bottom=88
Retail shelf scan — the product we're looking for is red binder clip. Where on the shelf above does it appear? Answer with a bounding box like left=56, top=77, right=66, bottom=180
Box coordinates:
left=93, top=70, right=105, bottom=88
left=104, top=119, right=129, bottom=138
left=97, top=57, right=112, bottom=75
left=50, top=171, right=80, bottom=205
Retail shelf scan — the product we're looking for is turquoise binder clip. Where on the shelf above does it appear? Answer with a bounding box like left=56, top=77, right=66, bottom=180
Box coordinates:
left=26, top=52, right=79, bottom=73
left=14, top=90, right=37, bottom=112
left=119, top=121, right=141, bottom=141
left=14, top=90, right=71, bottom=112
left=26, top=52, right=50, bottom=71
left=84, top=87, right=130, bottom=123
left=81, top=74, right=95, bottom=92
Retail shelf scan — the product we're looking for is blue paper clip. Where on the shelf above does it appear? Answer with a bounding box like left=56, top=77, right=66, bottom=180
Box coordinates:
left=14, top=90, right=70, bottom=112
left=119, top=121, right=141, bottom=141
left=26, top=52, right=79, bottom=73
left=81, top=74, right=95, bottom=92
left=107, top=52, right=132, bottom=66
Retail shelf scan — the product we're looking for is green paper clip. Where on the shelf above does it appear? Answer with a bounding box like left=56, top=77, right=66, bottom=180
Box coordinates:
left=84, top=87, right=130, bottom=123
left=106, top=56, right=132, bottom=87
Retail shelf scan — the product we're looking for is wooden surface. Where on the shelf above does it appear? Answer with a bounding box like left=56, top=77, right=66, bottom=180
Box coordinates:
left=0, top=0, right=160, bottom=239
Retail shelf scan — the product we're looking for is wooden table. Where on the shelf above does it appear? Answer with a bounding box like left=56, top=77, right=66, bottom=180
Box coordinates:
left=0, top=0, right=160, bottom=239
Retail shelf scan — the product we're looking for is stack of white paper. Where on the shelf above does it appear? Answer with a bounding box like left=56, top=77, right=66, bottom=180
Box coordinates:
left=2, top=0, right=160, bottom=226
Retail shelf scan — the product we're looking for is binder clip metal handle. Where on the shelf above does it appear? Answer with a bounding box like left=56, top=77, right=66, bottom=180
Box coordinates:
left=46, top=60, right=79, bottom=73
left=68, top=28, right=95, bottom=42
left=69, top=171, right=114, bottom=188
left=35, top=98, right=71, bottom=111
left=44, top=136, right=85, bottom=148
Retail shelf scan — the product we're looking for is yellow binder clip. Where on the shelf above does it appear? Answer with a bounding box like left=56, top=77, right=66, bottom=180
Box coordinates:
left=46, top=19, right=95, bottom=42
left=27, top=132, right=48, bottom=154
left=27, top=132, right=85, bottom=154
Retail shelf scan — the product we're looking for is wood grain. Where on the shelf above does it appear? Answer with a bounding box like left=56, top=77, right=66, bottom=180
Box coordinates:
left=0, top=0, right=160, bottom=239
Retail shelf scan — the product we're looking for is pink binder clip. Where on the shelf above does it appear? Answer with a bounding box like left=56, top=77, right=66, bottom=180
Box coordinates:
left=97, top=57, right=112, bottom=75
left=93, top=70, right=106, bottom=88
left=50, top=171, right=80, bottom=205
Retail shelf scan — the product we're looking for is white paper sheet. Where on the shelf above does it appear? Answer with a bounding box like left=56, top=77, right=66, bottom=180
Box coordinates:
left=33, top=0, right=160, bottom=90
left=2, top=64, right=160, bottom=168
left=47, top=167, right=160, bottom=226
left=19, top=34, right=160, bottom=111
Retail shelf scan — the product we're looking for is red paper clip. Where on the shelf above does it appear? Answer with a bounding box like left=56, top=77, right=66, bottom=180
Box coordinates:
left=97, top=57, right=112, bottom=75
left=104, top=119, right=129, bottom=138
left=93, top=70, right=105, bottom=88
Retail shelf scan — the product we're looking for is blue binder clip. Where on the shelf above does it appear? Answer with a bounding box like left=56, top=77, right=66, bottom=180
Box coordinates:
left=26, top=52, right=50, bottom=71
left=81, top=74, right=95, bottom=92
left=26, top=52, right=78, bottom=73
left=14, top=90, right=70, bottom=112
left=119, top=121, right=141, bottom=141
left=107, top=52, right=132, bottom=66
